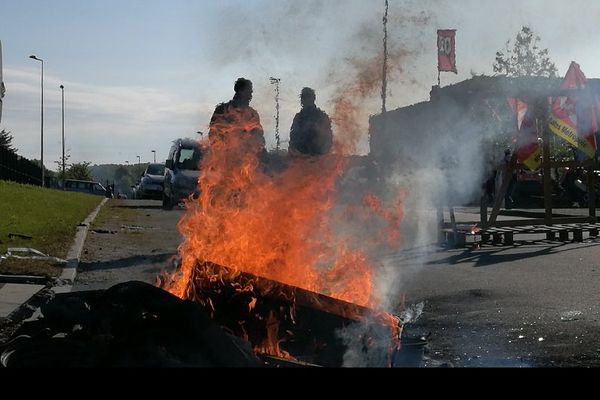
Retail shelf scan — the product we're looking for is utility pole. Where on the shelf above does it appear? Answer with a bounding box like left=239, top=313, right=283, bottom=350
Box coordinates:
left=269, top=77, right=281, bottom=151
left=29, top=55, right=44, bottom=186
left=381, top=0, right=389, bottom=114
left=60, top=85, right=65, bottom=185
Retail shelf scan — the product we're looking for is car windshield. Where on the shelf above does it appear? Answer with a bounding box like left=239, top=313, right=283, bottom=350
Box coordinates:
left=177, top=147, right=202, bottom=170
left=146, top=164, right=165, bottom=175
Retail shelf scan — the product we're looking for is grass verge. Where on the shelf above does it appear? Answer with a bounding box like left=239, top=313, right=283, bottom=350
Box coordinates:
left=0, top=181, right=102, bottom=277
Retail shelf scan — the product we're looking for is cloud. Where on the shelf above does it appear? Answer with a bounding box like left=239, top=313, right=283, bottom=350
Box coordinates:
left=2, top=67, right=206, bottom=166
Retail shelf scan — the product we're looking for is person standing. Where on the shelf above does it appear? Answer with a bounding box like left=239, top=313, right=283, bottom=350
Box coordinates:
left=289, top=87, right=333, bottom=156
left=209, top=78, right=265, bottom=155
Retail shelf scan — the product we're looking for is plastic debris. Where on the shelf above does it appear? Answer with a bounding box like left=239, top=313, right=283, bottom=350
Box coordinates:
left=399, top=302, right=425, bottom=324
left=560, top=310, right=583, bottom=321
left=0, top=247, right=67, bottom=264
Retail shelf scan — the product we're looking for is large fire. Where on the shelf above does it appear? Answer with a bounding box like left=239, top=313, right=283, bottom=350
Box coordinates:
left=163, top=110, right=404, bottom=309
left=165, top=63, right=405, bottom=311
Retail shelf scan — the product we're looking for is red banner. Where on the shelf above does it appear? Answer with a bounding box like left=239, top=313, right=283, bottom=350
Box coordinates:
left=437, top=30, right=457, bottom=73
left=547, top=62, right=598, bottom=158
left=507, top=98, right=541, bottom=170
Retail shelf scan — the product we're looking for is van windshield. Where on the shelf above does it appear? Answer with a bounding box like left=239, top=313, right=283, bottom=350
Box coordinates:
left=146, top=164, right=165, bottom=175
left=177, top=147, right=202, bottom=170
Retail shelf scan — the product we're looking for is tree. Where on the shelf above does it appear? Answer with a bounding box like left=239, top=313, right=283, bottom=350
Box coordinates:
left=493, top=26, right=558, bottom=78
left=54, top=151, right=71, bottom=182
left=0, top=129, right=17, bottom=152
left=114, top=165, right=130, bottom=182
left=67, top=161, right=93, bottom=181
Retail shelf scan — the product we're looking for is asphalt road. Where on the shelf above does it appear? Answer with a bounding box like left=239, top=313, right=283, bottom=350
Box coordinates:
left=74, top=199, right=184, bottom=291
left=392, top=239, right=600, bottom=367
left=72, top=200, right=600, bottom=367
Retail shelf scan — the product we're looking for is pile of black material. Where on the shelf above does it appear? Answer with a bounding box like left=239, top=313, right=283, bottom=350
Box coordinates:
left=0, top=281, right=262, bottom=367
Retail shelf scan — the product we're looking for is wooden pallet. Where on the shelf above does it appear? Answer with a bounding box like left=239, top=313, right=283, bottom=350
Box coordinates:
left=443, top=223, right=600, bottom=247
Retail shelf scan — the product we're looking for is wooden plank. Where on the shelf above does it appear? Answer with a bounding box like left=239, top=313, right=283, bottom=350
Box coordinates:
left=559, top=230, right=570, bottom=241
left=588, top=163, right=597, bottom=220
left=191, top=262, right=372, bottom=321
left=548, top=159, right=595, bottom=169
left=492, top=233, right=502, bottom=245
left=542, top=117, right=553, bottom=225
left=488, top=152, right=518, bottom=225
left=437, top=207, right=445, bottom=244
left=480, top=195, right=488, bottom=226
left=491, top=217, right=595, bottom=227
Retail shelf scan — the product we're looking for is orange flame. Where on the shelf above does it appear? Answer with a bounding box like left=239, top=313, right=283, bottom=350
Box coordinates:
left=166, top=55, right=406, bottom=310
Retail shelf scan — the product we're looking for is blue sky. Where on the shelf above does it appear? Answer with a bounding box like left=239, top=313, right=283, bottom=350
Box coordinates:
left=1, top=0, right=600, bottom=167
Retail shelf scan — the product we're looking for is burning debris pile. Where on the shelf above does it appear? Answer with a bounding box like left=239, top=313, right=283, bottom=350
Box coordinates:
left=0, top=280, right=420, bottom=368
left=175, top=261, right=402, bottom=366
left=159, top=74, right=409, bottom=366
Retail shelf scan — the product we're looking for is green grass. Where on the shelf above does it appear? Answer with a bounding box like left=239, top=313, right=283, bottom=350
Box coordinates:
left=0, top=181, right=102, bottom=276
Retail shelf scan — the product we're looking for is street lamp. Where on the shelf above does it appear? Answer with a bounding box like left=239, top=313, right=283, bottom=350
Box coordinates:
left=136, top=155, right=141, bottom=176
left=29, top=55, right=44, bottom=186
left=151, top=150, right=156, bottom=163
left=60, top=84, right=65, bottom=185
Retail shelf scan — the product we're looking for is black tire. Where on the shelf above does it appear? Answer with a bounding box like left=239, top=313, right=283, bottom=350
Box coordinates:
left=162, top=193, right=174, bottom=210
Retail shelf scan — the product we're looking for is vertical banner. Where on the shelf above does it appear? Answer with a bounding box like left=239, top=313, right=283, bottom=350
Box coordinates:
left=548, top=62, right=597, bottom=159
left=437, top=29, right=457, bottom=73
left=507, top=98, right=541, bottom=170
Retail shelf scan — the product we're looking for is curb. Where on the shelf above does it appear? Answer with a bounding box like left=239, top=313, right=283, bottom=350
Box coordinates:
left=2, top=198, right=109, bottom=323
left=53, top=197, right=109, bottom=294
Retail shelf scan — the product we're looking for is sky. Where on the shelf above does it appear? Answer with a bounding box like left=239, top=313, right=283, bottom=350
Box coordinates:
left=1, top=0, right=600, bottom=168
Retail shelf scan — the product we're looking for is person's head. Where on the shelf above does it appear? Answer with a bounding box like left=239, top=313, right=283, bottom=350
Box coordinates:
left=233, top=78, right=253, bottom=105
left=300, top=87, right=316, bottom=108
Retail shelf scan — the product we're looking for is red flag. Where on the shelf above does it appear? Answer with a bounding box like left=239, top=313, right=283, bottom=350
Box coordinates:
left=507, top=98, right=540, bottom=170
left=437, top=30, right=457, bottom=73
left=561, top=61, right=587, bottom=90
left=507, top=98, right=528, bottom=130
left=548, top=62, right=597, bottom=158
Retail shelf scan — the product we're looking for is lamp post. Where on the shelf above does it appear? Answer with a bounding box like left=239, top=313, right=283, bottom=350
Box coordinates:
left=29, top=55, right=44, bottom=186
left=136, top=155, right=141, bottom=176
left=269, top=77, right=281, bottom=151
left=60, top=84, right=65, bottom=185
left=151, top=150, right=156, bottom=163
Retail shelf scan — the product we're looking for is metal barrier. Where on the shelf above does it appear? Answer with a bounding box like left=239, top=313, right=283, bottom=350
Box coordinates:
left=0, top=147, right=43, bottom=186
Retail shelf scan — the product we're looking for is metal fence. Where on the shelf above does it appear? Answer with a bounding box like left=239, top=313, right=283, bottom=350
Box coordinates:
left=0, top=146, right=43, bottom=186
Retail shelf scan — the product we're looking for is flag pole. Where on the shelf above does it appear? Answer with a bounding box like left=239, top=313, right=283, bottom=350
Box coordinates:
left=381, top=0, right=389, bottom=114
left=436, top=30, right=440, bottom=87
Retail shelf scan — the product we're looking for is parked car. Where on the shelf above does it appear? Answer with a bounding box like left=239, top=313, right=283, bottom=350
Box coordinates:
left=136, top=163, right=165, bottom=200
left=64, top=179, right=107, bottom=196
left=163, top=138, right=203, bottom=210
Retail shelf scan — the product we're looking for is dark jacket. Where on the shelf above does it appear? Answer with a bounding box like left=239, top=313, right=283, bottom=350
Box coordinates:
left=209, top=100, right=265, bottom=153
left=289, top=105, right=333, bottom=155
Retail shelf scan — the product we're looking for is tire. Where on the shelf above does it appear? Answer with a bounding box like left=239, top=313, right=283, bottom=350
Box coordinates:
left=162, top=193, right=174, bottom=210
